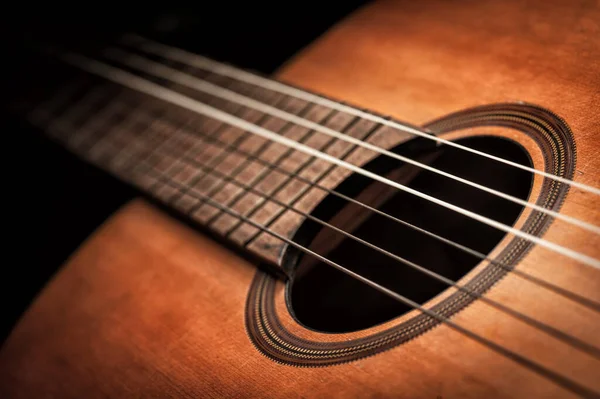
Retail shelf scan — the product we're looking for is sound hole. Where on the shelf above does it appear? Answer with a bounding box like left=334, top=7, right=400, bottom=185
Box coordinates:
left=286, top=136, right=534, bottom=333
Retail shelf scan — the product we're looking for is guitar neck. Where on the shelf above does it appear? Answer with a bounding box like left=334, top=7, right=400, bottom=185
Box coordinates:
left=17, top=37, right=416, bottom=272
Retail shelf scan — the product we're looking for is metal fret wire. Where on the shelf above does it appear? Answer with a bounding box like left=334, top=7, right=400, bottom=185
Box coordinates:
left=121, top=33, right=600, bottom=197
left=61, top=53, right=600, bottom=270
left=176, top=112, right=266, bottom=209
left=101, top=79, right=251, bottom=189
left=194, top=99, right=318, bottom=222
left=142, top=67, right=236, bottom=194
left=239, top=114, right=364, bottom=245
left=44, top=114, right=596, bottom=398
left=190, top=95, right=295, bottom=222
left=219, top=107, right=343, bottom=239
left=103, top=47, right=600, bottom=236
left=165, top=78, right=274, bottom=205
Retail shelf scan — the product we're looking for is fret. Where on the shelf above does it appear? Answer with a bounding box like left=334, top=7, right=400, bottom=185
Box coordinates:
left=155, top=132, right=248, bottom=215
left=245, top=114, right=361, bottom=225
left=216, top=107, right=337, bottom=240
left=115, top=112, right=188, bottom=191
left=136, top=124, right=300, bottom=247
left=211, top=192, right=261, bottom=234
left=164, top=101, right=244, bottom=200
left=113, top=116, right=173, bottom=174
left=237, top=100, right=297, bottom=156
left=19, top=48, right=429, bottom=271
left=237, top=102, right=314, bottom=171
left=194, top=98, right=289, bottom=223
left=208, top=102, right=316, bottom=217
left=229, top=112, right=351, bottom=216
left=316, top=118, right=386, bottom=189
left=184, top=109, right=270, bottom=211
left=145, top=126, right=271, bottom=243
left=94, top=115, right=163, bottom=185
left=296, top=113, right=361, bottom=179
left=244, top=117, right=383, bottom=262
left=109, top=99, right=315, bottom=257
left=191, top=178, right=239, bottom=223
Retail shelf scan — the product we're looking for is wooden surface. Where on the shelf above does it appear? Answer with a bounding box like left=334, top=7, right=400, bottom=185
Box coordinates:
left=2, top=0, right=600, bottom=397
left=1, top=197, right=598, bottom=398
left=29, top=80, right=390, bottom=269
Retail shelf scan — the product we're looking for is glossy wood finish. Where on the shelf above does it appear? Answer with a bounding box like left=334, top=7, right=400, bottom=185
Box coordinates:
left=2, top=0, right=600, bottom=397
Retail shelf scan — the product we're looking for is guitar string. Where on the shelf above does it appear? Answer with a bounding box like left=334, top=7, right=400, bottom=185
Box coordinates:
left=27, top=35, right=600, bottom=399
left=31, top=84, right=600, bottom=359
left=120, top=33, right=600, bottom=197
left=84, top=136, right=597, bottom=399
left=149, top=106, right=600, bottom=313
left=118, top=117, right=599, bottom=359
left=102, top=46, right=600, bottom=235
left=29, top=84, right=600, bottom=314
left=151, top=180, right=600, bottom=399
left=33, top=75, right=599, bottom=398
left=61, top=52, right=600, bottom=271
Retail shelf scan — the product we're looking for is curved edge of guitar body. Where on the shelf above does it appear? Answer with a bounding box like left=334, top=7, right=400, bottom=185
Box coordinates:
left=2, top=1, right=600, bottom=398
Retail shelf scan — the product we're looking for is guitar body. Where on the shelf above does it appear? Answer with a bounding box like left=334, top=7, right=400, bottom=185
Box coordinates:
left=2, top=1, right=600, bottom=398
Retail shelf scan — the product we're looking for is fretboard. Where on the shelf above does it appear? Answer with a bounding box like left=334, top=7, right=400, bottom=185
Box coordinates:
left=15, top=35, right=418, bottom=271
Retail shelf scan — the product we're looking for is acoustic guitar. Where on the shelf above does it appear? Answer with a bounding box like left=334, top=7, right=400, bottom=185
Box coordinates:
left=2, top=1, right=600, bottom=397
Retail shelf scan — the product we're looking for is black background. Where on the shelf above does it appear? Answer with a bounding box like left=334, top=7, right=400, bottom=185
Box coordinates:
left=1, top=2, right=369, bottom=343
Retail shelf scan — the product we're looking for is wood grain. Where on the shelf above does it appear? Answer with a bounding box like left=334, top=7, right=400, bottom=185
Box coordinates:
left=2, top=0, right=600, bottom=397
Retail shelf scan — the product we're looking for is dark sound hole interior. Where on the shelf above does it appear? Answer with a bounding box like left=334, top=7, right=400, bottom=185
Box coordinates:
left=287, top=136, right=534, bottom=333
